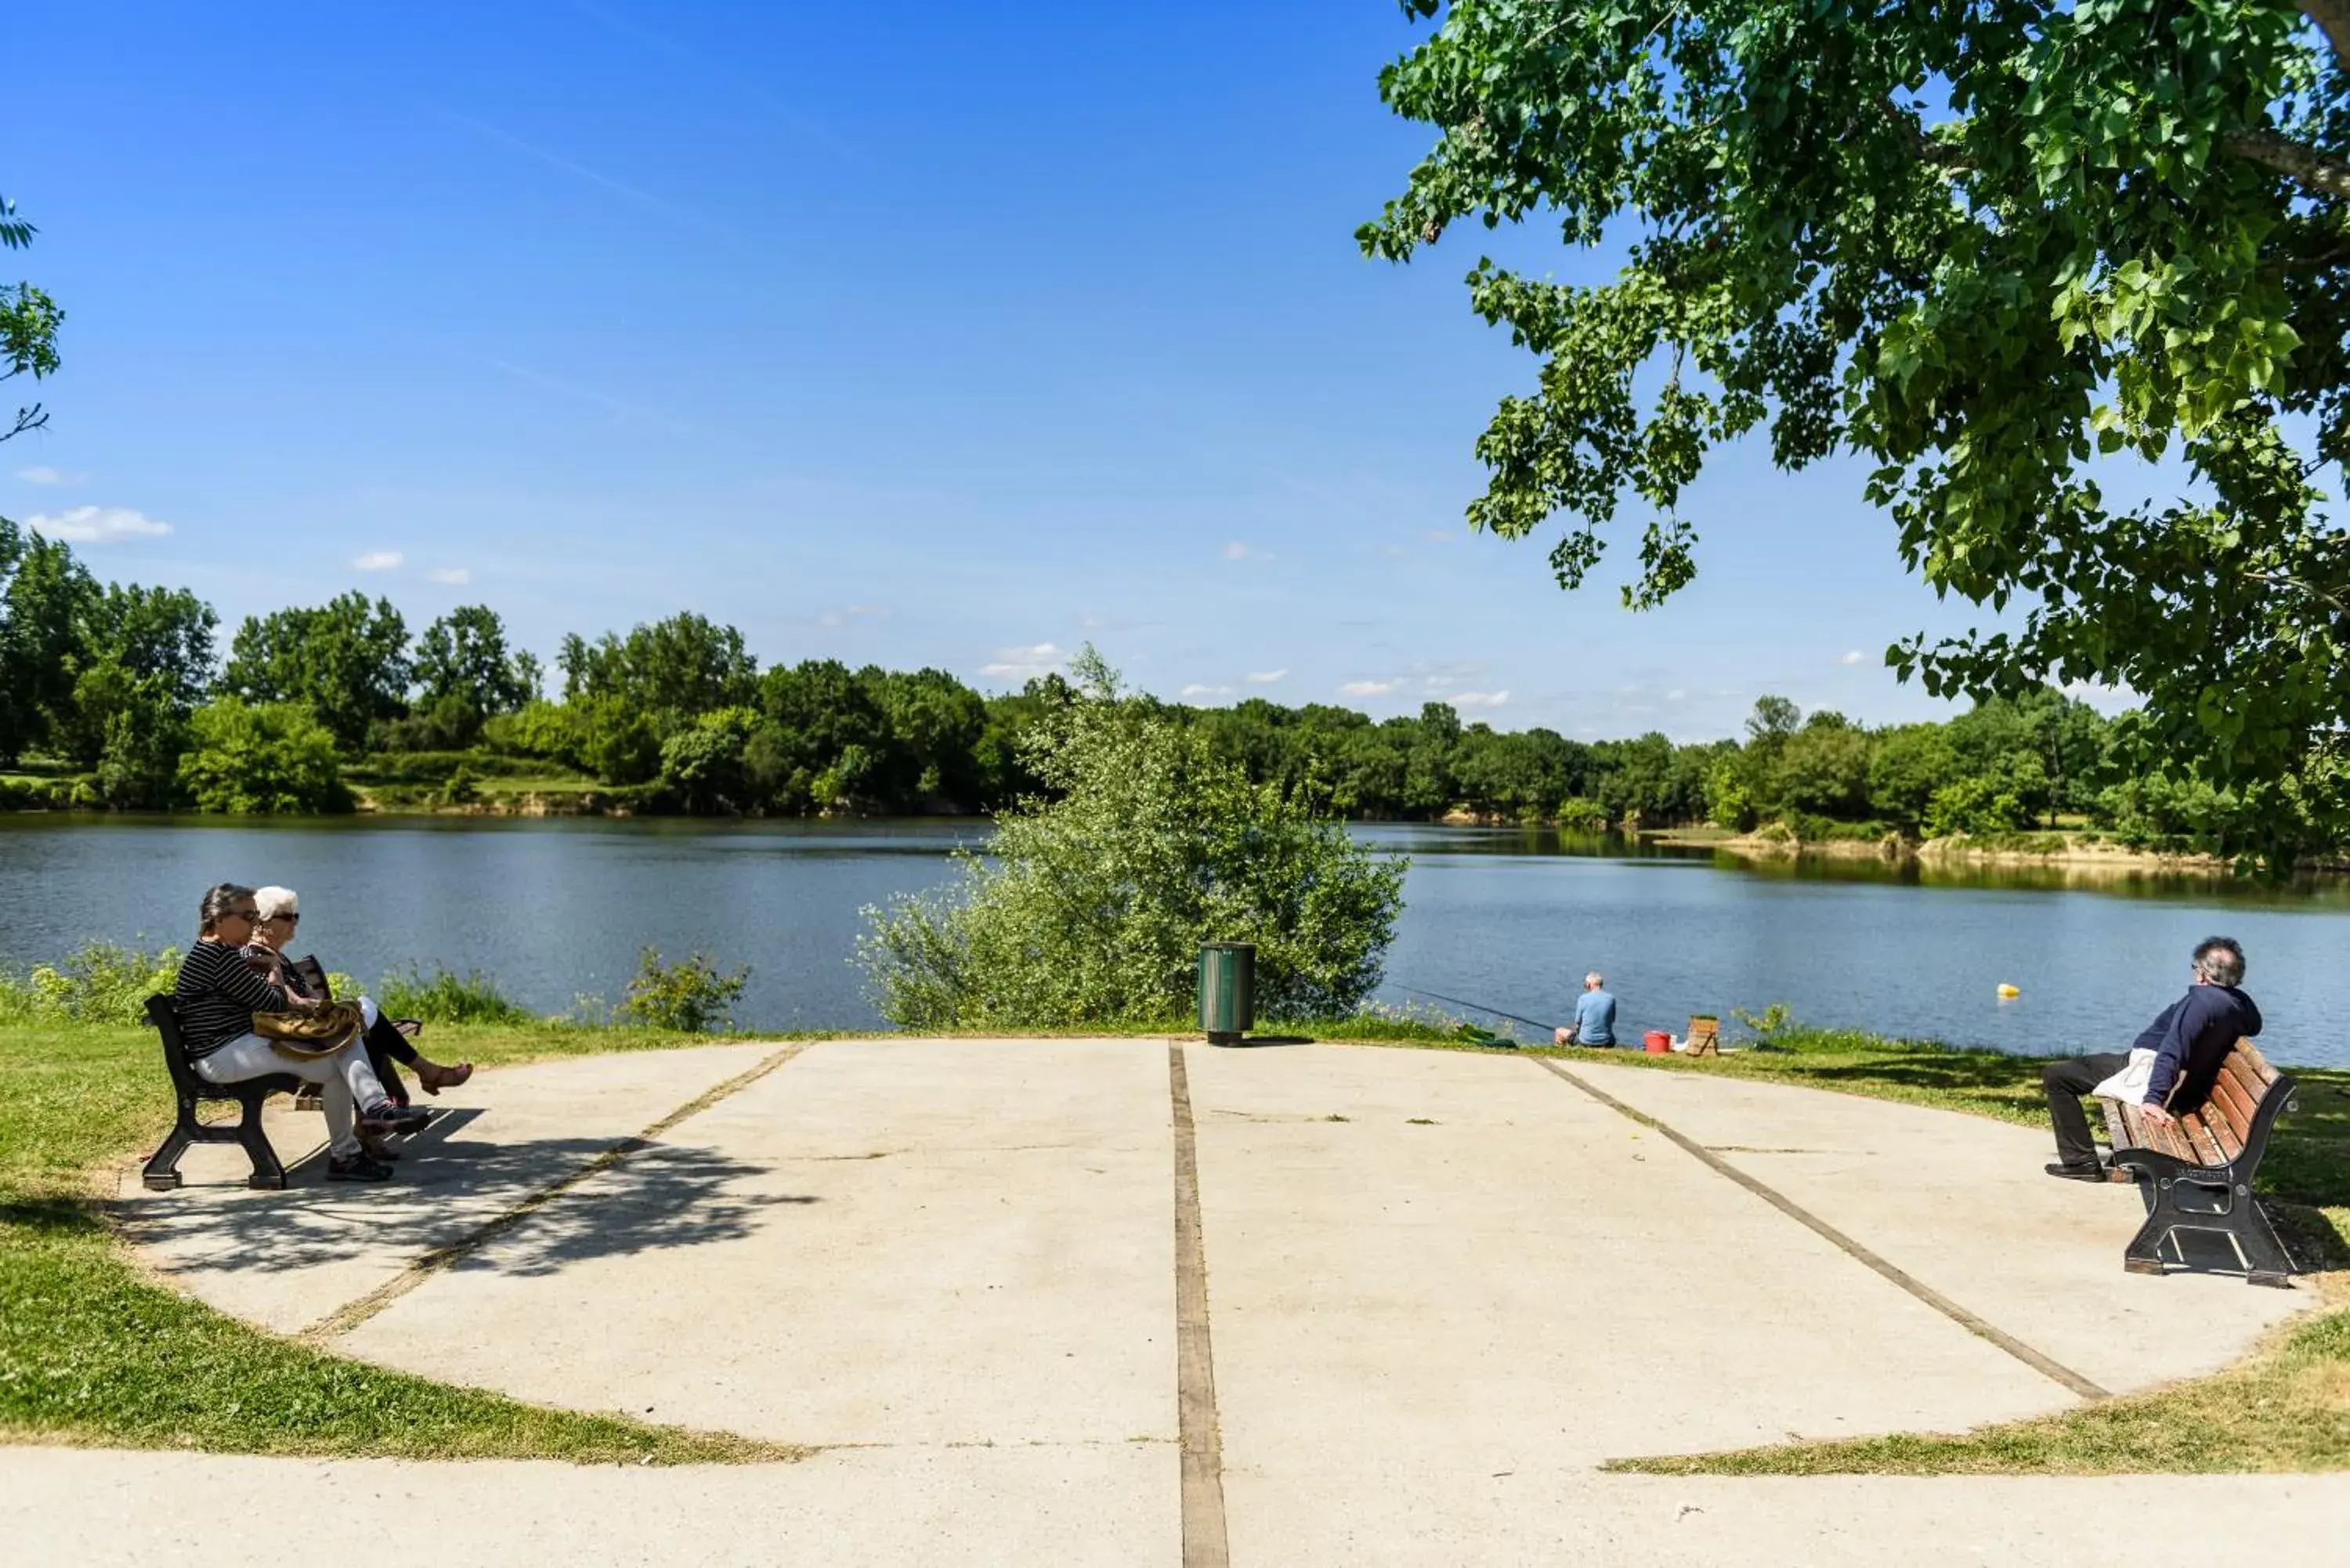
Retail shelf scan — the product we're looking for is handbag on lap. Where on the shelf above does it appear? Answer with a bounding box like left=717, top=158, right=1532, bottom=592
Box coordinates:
left=252, top=1000, right=367, bottom=1059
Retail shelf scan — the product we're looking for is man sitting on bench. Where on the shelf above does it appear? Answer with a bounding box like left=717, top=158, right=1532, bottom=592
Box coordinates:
left=2040, top=937, right=2261, bottom=1183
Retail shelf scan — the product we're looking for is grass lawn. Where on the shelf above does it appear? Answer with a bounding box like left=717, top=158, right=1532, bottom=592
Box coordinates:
left=1384, top=1026, right=2350, bottom=1473
left=1, top=1018, right=812, bottom=1463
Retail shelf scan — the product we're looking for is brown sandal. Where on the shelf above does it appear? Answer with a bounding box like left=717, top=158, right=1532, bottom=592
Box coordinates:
left=416, top=1061, right=474, bottom=1096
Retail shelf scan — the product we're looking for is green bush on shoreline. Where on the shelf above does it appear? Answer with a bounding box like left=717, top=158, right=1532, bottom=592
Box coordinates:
left=859, top=650, right=1406, bottom=1030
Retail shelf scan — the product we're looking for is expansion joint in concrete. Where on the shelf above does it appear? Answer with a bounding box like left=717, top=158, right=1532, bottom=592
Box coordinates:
left=297, top=1041, right=814, bottom=1345
left=1525, top=1056, right=2113, bottom=1404
left=1167, top=1043, right=1232, bottom=1568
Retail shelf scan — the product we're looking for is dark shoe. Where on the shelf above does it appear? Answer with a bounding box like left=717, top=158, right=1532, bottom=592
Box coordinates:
left=2045, top=1161, right=2106, bottom=1183
left=362, top=1102, right=431, bottom=1136
left=327, top=1153, right=394, bottom=1182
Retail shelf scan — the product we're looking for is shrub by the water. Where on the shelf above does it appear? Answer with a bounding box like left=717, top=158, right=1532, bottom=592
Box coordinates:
left=858, top=649, right=1407, bottom=1028
left=175, top=699, right=352, bottom=815
left=0, top=943, right=180, bottom=1026
left=616, top=948, right=749, bottom=1032
left=373, top=964, right=534, bottom=1025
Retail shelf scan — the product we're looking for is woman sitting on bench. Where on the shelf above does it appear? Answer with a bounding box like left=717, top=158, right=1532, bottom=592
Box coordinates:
left=173, top=883, right=422, bottom=1183
left=245, top=885, right=472, bottom=1105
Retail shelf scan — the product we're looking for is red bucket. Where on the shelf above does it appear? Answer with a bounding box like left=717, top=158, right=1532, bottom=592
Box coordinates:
left=1643, top=1030, right=1671, bottom=1054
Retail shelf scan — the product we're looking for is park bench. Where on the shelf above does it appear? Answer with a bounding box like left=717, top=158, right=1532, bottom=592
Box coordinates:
left=2097, top=1039, right=2299, bottom=1288
left=139, top=994, right=302, bottom=1191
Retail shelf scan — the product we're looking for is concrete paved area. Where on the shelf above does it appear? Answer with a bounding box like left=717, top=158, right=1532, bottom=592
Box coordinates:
left=343, top=1039, right=1177, bottom=1451
left=9, top=1448, right=2350, bottom=1567
left=1186, top=1045, right=2066, bottom=1563
left=21, top=1037, right=2339, bottom=1564
left=1565, top=1056, right=2314, bottom=1393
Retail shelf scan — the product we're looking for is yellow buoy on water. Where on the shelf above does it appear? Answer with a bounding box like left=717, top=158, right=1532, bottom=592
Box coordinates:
left=1997, top=984, right=2021, bottom=999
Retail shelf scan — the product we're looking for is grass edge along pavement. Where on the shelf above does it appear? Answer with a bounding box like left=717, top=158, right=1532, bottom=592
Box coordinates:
left=1, top=1018, right=819, bottom=1464
left=1377, top=1024, right=2350, bottom=1476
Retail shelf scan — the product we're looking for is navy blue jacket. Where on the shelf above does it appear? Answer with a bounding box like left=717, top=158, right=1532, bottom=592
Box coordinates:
left=2135, top=984, right=2261, bottom=1108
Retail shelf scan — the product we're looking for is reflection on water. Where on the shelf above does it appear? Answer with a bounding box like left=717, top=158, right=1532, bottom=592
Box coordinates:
left=3, top=815, right=2346, bottom=1066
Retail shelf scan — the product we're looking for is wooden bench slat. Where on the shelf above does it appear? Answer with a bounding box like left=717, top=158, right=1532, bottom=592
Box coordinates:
left=2206, top=1071, right=2258, bottom=1144
left=2215, top=1057, right=2266, bottom=1122
left=2202, top=1106, right=2247, bottom=1162
left=2148, top=1116, right=2195, bottom=1162
left=2180, top=1112, right=2229, bottom=1166
left=2240, top=1042, right=2280, bottom=1086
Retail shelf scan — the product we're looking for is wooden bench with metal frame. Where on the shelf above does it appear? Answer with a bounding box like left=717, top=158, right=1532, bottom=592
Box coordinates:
left=2096, top=1038, right=2299, bottom=1288
left=139, top=994, right=302, bottom=1191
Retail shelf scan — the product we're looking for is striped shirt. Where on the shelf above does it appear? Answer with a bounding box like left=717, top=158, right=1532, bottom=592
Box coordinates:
left=172, top=938, right=290, bottom=1060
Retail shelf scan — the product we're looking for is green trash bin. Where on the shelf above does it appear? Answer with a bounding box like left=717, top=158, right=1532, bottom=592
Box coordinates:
left=1197, top=942, right=1256, bottom=1046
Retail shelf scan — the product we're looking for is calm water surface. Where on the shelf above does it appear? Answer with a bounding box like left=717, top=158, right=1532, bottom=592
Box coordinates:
left=3, top=816, right=2346, bottom=1068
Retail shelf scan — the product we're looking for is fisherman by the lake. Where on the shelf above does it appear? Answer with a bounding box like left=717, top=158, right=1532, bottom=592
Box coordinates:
left=1553, top=972, right=1618, bottom=1048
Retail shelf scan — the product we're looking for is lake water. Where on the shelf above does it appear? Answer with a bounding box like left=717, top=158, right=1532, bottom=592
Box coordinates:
left=3, top=816, right=2346, bottom=1068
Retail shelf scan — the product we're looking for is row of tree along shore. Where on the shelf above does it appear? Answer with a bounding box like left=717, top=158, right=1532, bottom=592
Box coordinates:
left=0, top=532, right=2335, bottom=869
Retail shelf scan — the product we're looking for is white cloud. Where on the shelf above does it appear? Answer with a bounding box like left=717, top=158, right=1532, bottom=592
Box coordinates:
left=1422, top=529, right=1455, bottom=542
left=16, top=465, right=85, bottom=486
left=1455, top=690, right=1511, bottom=708
left=1415, top=661, right=1490, bottom=693
left=1223, top=540, right=1271, bottom=562
left=1665, top=688, right=1688, bottom=702
left=425, top=567, right=472, bottom=586
left=1340, top=680, right=1398, bottom=697
left=27, top=505, right=170, bottom=544
left=1245, top=670, right=1287, bottom=685
left=1180, top=683, right=1233, bottom=700
left=816, top=604, right=891, bottom=628
left=1838, top=649, right=1866, bottom=667
left=352, top=550, right=405, bottom=573
left=981, top=642, right=1065, bottom=679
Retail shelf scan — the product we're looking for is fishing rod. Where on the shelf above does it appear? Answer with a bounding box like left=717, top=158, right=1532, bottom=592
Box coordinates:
left=1396, top=984, right=1560, bottom=1037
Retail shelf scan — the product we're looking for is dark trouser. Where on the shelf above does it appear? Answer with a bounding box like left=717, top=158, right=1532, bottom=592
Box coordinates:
left=363, top=1013, right=418, bottom=1104
left=2042, top=1052, right=2131, bottom=1168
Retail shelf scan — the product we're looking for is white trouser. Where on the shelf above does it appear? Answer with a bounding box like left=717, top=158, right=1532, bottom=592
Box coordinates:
left=194, top=1024, right=389, bottom=1160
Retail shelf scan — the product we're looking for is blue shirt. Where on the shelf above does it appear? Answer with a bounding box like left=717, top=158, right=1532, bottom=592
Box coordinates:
left=1573, top=988, right=1618, bottom=1046
left=2135, top=984, right=2261, bottom=1107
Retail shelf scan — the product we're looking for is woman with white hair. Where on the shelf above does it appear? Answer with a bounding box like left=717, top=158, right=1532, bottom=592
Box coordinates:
left=173, top=883, right=419, bottom=1183
left=245, top=885, right=473, bottom=1115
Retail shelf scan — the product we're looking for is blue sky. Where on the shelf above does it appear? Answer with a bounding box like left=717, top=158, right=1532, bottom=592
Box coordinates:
left=8, top=1, right=2042, bottom=741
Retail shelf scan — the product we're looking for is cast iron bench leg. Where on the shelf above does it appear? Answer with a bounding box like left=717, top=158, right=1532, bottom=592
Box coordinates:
left=2121, top=1180, right=2178, bottom=1277
left=142, top=1100, right=198, bottom=1191
left=2230, top=1193, right=2297, bottom=1288
left=2124, top=1171, right=2295, bottom=1287
left=238, top=1093, right=289, bottom=1190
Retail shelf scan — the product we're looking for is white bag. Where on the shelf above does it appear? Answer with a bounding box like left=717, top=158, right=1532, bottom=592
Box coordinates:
left=2090, top=1047, right=2155, bottom=1101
